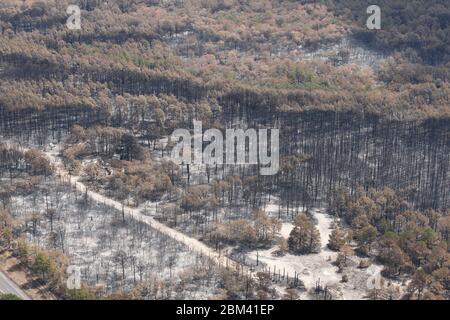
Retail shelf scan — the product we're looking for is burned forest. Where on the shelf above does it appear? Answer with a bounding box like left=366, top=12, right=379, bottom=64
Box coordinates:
left=0, top=0, right=449, bottom=302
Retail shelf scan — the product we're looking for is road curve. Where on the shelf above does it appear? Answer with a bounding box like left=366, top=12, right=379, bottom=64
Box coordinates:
left=0, top=271, right=31, bottom=300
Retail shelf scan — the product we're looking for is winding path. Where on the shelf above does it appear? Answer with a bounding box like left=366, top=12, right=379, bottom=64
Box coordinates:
left=5, top=141, right=252, bottom=278
left=0, top=271, right=30, bottom=300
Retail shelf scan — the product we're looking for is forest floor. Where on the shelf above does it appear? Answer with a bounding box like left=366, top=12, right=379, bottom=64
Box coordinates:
left=300, top=36, right=386, bottom=71
left=42, top=141, right=380, bottom=299
left=20, top=142, right=253, bottom=278
left=3, top=139, right=390, bottom=299
left=86, top=138, right=389, bottom=299
left=2, top=140, right=228, bottom=298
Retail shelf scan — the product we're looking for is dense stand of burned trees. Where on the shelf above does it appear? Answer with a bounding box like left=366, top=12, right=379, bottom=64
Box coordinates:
left=0, top=150, right=271, bottom=300
left=46, top=108, right=448, bottom=251
left=0, top=106, right=109, bottom=141
left=2, top=102, right=447, bottom=214
left=220, top=110, right=449, bottom=211
left=0, top=0, right=448, bottom=299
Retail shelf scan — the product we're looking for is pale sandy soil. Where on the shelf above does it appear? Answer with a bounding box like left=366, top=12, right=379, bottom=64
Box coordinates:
left=247, top=206, right=385, bottom=300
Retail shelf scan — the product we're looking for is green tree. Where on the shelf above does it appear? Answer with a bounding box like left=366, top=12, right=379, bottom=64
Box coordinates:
left=288, top=214, right=321, bottom=254
left=32, top=252, right=52, bottom=280
left=328, top=228, right=349, bottom=251
left=0, top=293, right=21, bottom=300
left=408, top=268, right=430, bottom=299
left=17, top=240, right=29, bottom=266
left=0, top=226, right=13, bottom=247
left=355, top=225, right=377, bottom=254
